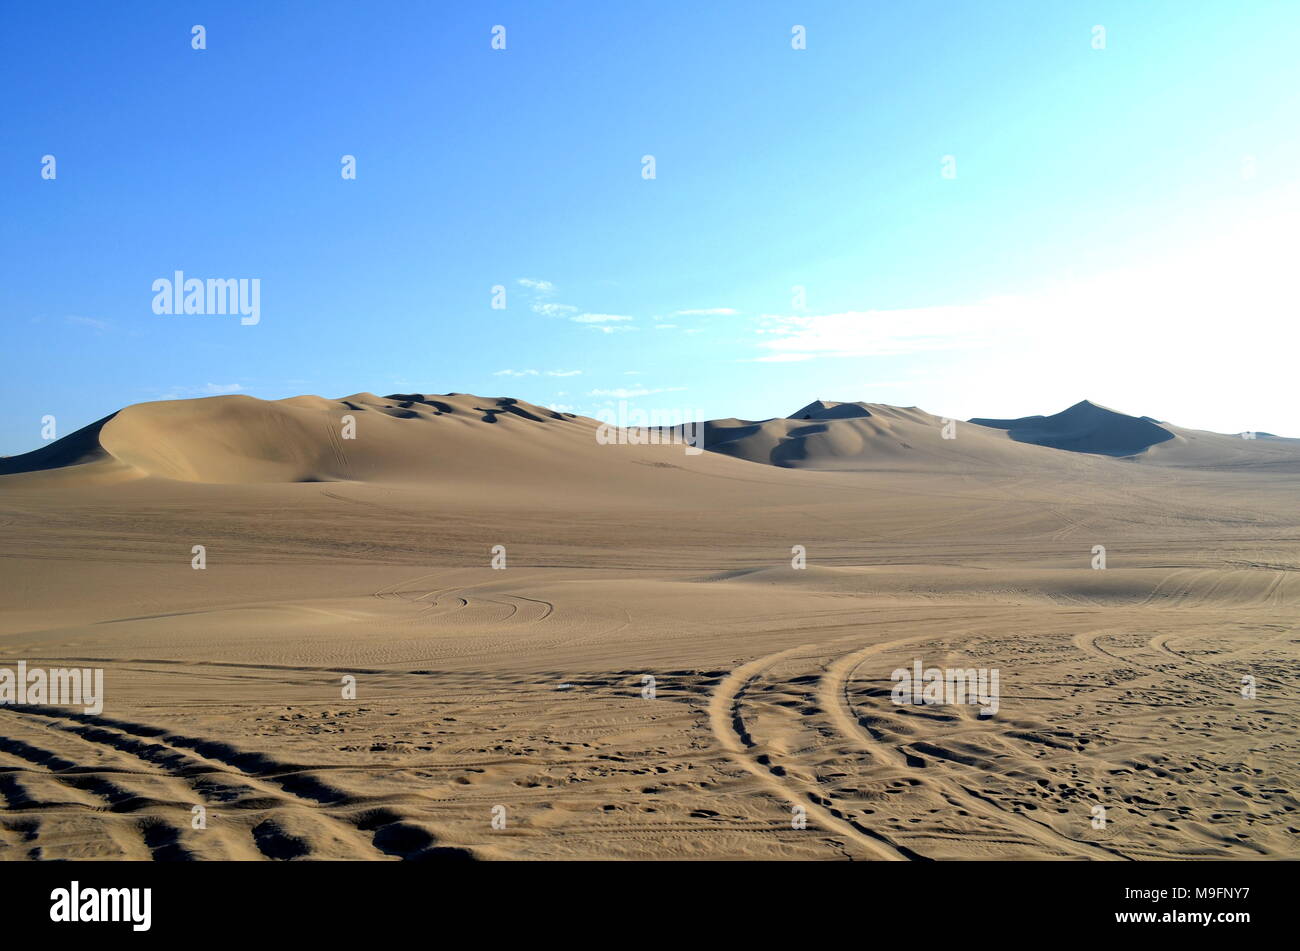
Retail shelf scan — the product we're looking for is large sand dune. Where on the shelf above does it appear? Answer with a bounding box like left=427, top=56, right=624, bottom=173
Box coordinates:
left=972, top=399, right=1300, bottom=469
left=703, top=397, right=1300, bottom=471
left=1, top=392, right=710, bottom=488
left=703, top=400, right=1071, bottom=471
left=0, top=393, right=1295, bottom=860
left=970, top=399, right=1176, bottom=456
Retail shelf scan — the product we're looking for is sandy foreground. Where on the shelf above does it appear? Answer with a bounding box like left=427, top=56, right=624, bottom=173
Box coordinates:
left=0, top=394, right=1296, bottom=860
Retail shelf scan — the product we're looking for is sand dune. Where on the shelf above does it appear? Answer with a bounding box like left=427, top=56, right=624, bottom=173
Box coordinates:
left=970, top=399, right=1300, bottom=469
left=702, top=397, right=1300, bottom=472
left=702, top=400, right=1091, bottom=471
left=0, top=392, right=759, bottom=494
left=1140, top=421, right=1300, bottom=470
left=4, top=392, right=594, bottom=484
left=970, top=399, right=1175, bottom=456
left=1, top=392, right=1295, bottom=861
left=8, top=393, right=1295, bottom=486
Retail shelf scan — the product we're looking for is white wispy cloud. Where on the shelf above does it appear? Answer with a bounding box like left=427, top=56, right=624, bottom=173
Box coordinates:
left=589, top=386, right=686, bottom=398
left=756, top=188, right=1300, bottom=370
left=161, top=382, right=244, bottom=400
left=546, top=369, right=582, bottom=377
left=571, top=313, right=633, bottom=323
left=515, top=277, right=579, bottom=317
left=493, top=369, right=539, bottom=377
left=754, top=304, right=995, bottom=360
left=534, top=302, right=579, bottom=317
left=514, top=278, right=644, bottom=330
left=66, top=315, right=111, bottom=332
left=743, top=188, right=1300, bottom=434
left=673, top=307, right=738, bottom=316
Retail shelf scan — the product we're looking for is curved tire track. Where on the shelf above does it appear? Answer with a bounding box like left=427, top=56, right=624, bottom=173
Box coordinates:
left=707, top=645, right=910, bottom=860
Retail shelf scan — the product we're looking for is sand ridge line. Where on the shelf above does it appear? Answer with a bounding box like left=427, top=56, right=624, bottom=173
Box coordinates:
left=0, top=706, right=472, bottom=861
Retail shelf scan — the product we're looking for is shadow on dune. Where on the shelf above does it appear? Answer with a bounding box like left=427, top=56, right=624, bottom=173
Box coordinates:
left=0, top=412, right=118, bottom=475
left=357, top=810, right=476, bottom=862
left=970, top=400, right=1175, bottom=456
left=474, top=397, right=548, bottom=424
left=383, top=394, right=456, bottom=414
left=768, top=424, right=831, bottom=467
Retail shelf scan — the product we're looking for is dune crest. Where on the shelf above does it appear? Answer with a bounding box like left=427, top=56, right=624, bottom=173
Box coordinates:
left=0, top=393, right=593, bottom=485
left=703, top=399, right=1112, bottom=471
left=5, top=393, right=1298, bottom=486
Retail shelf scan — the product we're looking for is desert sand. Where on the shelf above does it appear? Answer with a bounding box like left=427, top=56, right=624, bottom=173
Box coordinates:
left=0, top=393, right=1296, bottom=860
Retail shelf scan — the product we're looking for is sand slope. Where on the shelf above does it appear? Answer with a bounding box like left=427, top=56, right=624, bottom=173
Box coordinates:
left=8, top=394, right=1295, bottom=487
left=699, top=397, right=1300, bottom=472
left=702, top=400, right=1099, bottom=472
left=4, top=392, right=594, bottom=484
left=970, top=399, right=1175, bottom=456
left=1, top=392, right=759, bottom=494
left=970, top=399, right=1300, bottom=469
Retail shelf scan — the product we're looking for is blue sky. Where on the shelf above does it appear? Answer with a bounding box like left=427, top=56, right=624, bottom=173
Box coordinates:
left=4, top=1, right=1299, bottom=455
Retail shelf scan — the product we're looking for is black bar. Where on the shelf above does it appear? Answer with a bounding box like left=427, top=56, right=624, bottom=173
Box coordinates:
left=2, top=859, right=1285, bottom=938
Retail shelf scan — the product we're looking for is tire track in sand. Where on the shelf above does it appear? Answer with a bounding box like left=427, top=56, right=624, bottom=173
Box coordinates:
left=707, top=645, right=912, bottom=860
left=821, top=635, right=1127, bottom=860
left=0, top=707, right=470, bottom=861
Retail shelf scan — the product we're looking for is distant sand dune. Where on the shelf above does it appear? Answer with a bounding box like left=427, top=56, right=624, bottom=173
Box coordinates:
left=5, top=393, right=1297, bottom=486
left=971, top=399, right=1175, bottom=456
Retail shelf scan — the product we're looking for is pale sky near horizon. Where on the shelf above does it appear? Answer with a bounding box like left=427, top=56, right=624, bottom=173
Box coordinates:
left=3, top=1, right=1299, bottom=456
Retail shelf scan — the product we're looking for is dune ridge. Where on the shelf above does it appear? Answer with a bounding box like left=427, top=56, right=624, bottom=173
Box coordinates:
left=1, top=392, right=666, bottom=487
left=5, top=392, right=1298, bottom=488
left=701, top=398, right=1300, bottom=472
